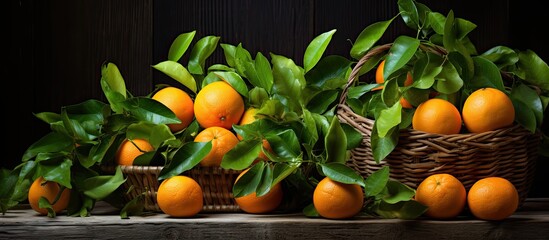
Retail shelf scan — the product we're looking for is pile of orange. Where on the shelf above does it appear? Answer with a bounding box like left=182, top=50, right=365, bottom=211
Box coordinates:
left=375, top=61, right=516, bottom=135
left=414, top=173, right=519, bottom=220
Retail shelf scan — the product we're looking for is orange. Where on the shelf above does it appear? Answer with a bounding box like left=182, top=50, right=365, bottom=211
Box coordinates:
left=238, top=107, right=273, bottom=160
left=194, top=126, right=240, bottom=167
left=414, top=173, right=466, bottom=219
left=467, top=177, right=519, bottom=221
left=462, top=87, right=515, bottom=133
left=412, top=98, right=462, bottom=134
left=115, top=138, right=154, bottom=166
left=194, top=81, right=245, bottom=129
left=156, top=175, right=203, bottom=217
left=151, top=86, right=194, bottom=133
left=234, top=169, right=284, bottom=214
left=28, top=177, right=71, bottom=215
left=313, top=177, right=364, bottom=219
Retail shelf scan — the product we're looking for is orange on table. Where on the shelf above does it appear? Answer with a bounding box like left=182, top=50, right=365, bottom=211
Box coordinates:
left=28, top=177, right=71, bottom=215
left=193, top=126, right=240, bottom=167
left=151, top=86, right=194, bottom=133
left=313, top=177, right=364, bottom=219
left=414, top=173, right=467, bottom=219
left=156, top=175, right=203, bottom=217
left=194, top=81, right=245, bottom=129
left=412, top=98, right=462, bottom=134
left=467, top=177, right=519, bottom=221
left=115, top=138, right=154, bottom=166
left=462, top=87, right=515, bottom=133
left=234, top=169, right=284, bottom=214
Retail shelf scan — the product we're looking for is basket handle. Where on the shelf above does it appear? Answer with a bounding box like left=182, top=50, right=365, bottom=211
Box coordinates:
left=338, top=43, right=393, bottom=106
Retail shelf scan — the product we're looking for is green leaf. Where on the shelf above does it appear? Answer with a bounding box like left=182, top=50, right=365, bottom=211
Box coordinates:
left=100, top=62, right=127, bottom=113
left=255, top=165, right=274, bottom=197
left=221, top=139, right=262, bottom=170
left=305, top=55, right=352, bottom=90
left=434, top=60, right=464, bottom=94
left=375, top=200, right=427, bottom=219
left=321, top=162, right=365, bottom=187
left=232, top=162, right=265, bottom=197
left=376, top=98, right=402, bottom=138
left=413, top=52, right=443, bottom=89
left=158, top=141, right=212, bottom=180
left=302, top=203, right=320, bottom=217
left=38, top=196, right=57, bottom=218
left=304, top=29, right=336, bottom=73
left=517, top=50, right=549, bottom=91
left=382, top=180, right=416, bottom=204
left=341, top=123, right=362, bottom=150
left=512, top=98, right=537, bottom=133
left=121, top=97, right=181, bottom=125
left=364, top=166, right=390, bottom=197
left=213, top=71, right=249, bottom=98
left=325, top=117, right=347, bottom=164
left=272, top=162, right=299, bottom=186
left=168, top=30, right=196, bottom=62
left=306, top=89, right=339, bottom=114
left=428, top=12, right=446, bottom=35
left=220, top=43, right=237, bottom=67
left=22, top=132, right=73, bottom=162
left=455, top=18, right=477, bottom=40
left=371, top=124, right=399, bottom=163
left=188, top=36, right=220, bottom=75
left=82, top=166, right=126, bottom=200
left=384, top=36, right=420, bottom=79
left=481, top=46, right=519, bottom=69
left=351, top=16, right=397, bottom=59
left=511, top=83, right=543, bottom=126
left=265, top=129, right=301, bottom=158
left=119, top=194, right=145, bottom=219
left=37, top=157, right=73, bottom=189
left=469, top=56, right=505, bottom=91
left=271, top=53, right=306, bottom=111
left=248, top=87, right=270, bottom=107
left=255, top=52, right=274, bottom=92
left=398, top=0, right=420, bottom=30
left=88, top=134, right=118, bottom=167
left=302, top=109, right=319, bottom=147
left=152, top=61, right=197, bottom=93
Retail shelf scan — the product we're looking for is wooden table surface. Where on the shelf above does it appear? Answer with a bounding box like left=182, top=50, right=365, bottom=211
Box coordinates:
left=1, top=198, right=548, bottom=240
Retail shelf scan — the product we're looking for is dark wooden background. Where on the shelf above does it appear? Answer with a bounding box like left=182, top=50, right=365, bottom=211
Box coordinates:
left=4, top=0, right=548, bottom=197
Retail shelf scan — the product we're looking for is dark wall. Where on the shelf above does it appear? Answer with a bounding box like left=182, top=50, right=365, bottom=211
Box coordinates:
left=5, top=0, right=548, bottom=197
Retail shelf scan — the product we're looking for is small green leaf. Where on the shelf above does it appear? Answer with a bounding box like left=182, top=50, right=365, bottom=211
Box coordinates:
left=325, top=117, right=347, bottom=164
left=221, top=139, right=262, bottom=170
left=22, top=132, right=73, bottom=162
left=364, top=166, right=390, bottom=197
left=121, top=97, right=181, bottom=125
left=220, top=43, right=237, bottom=67
left=398, top=0, right=420, bottom=30
left=305, top=55, right=352, bottom=90
left=168, top=30, right=196, bottom=62
left=303, top=203, right=320, bottom=217
left=517, top=50, right=549, bottom=91
left=341, top=123, right=362, bottom=150
left=321, top=162, right=365, bottom=187
left=351, top=16, right=397, bottom=59
left=82, top=166, right=126, bottom=200
left=434, top=61, right=464, bottom=94
left=428, top=12, right=446, bottom=35
left=100, top=62, right=127, bottom=113
left=213, top=71, right=249, bottom=98
left=255, top=52, right=274, bottom=92
left=119, top=194, right=145, bottom=219
left=158, top=141, right=212, bottom=180
left=376, top=98, right=402, bottom=138
left=512, top=99, right=537, bottom=133
left=375, top=200, right=427, bottom=219
left=469, top=56, right=505, bottom=91
left=481, top=46, right=519, bottom=69
left=384, top=36, right=420, bottom=79
left=265, top=129, right=301, bottom=158
left=382, top=180, right=416, bottom=204
left=152, top=61, right=197, bottom=93
left=272, top=162, right=299, bottom=185
left=233, top=162, right=265, bottom=197
left=255, top=165, right=274, bottom=197
left=304, top=29, right=336, bottom=73
left=511, top=83, right=543, bottom=126
left=371, top=124, right=399, bottom=163
left=188, top=36, right=220, bottom=75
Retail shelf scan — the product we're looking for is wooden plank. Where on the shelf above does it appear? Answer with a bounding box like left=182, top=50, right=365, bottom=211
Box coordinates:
left=1, top=199, right=548, bottom=240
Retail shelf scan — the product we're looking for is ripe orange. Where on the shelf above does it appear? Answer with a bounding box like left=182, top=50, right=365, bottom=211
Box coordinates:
left=313, top=177, right=364, bottom=219
left=194, top=126, right=240, bottom=167
left=414, top=173, right=466, bottom=219
left=238, top=107, right=273, bottom=160
left=467, top=177, right=519, bottom=221
left=462, top=87, right=515, bottom=133
left=115, top=138, right=154, bottom=166
left=157, top=175, right=203, bottom=217
left=234, top=169, right=284, bottom=214
left=28, top=177, right=71, bottom=215
left=412, top=98, right=462, bottom=134
left=194, top=81, right=245, bottom=129
left=151, top=86, right=194, bottom=133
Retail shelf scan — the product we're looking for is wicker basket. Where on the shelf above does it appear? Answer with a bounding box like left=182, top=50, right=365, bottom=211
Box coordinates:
left=114, top=165, right=242, bottom=213
left=337, top=44, right=541, bottom=207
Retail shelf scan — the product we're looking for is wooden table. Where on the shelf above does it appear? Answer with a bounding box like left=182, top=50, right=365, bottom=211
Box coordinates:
left=1, top=198, right=548, bottom=240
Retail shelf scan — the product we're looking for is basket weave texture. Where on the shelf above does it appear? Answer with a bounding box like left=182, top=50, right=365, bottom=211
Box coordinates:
left=337, top=44, right=541, bottom=207
left=118, top=166, right=242, bottom=213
